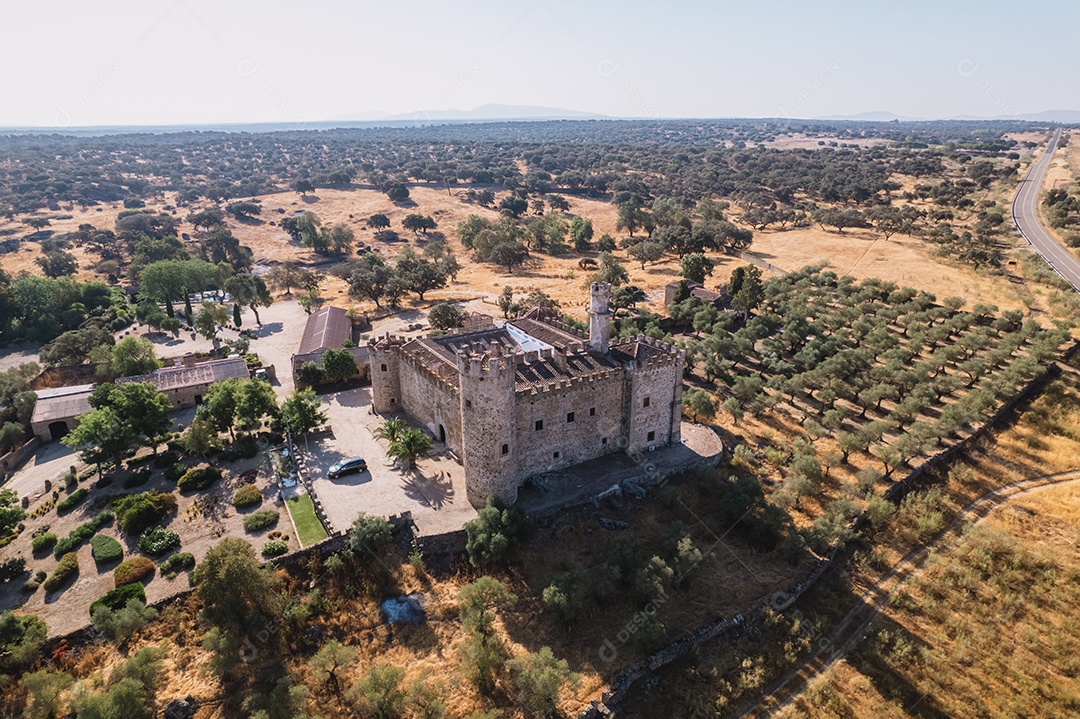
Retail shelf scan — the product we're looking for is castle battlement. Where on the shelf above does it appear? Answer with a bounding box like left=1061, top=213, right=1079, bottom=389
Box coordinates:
left=369, top=333, right=407, bottom=350
left=366, top=281, right=683, bottom=508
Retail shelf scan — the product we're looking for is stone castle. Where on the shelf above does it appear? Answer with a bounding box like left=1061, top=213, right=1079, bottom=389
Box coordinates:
left=368, top=283, right=685, bottom=506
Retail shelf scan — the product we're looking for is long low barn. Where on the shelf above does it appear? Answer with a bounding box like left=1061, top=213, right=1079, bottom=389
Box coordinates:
left=31, top=357, right=252, bottom=443
left=30, top=384, right=95, bottom=442
left=117, top=357, right=251, bottom=407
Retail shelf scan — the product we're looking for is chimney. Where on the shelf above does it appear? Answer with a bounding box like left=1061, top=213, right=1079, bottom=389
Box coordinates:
left=588, top=282, right=612, bottom=354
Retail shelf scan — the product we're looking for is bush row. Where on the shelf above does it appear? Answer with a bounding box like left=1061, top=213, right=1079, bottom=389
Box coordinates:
left=43, top=552, right=79, bottom=592
left=54, top=511, right=113, bottom=558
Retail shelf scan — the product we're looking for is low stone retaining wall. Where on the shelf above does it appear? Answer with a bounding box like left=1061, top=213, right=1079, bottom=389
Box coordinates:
left=579, top=359, right=1065, bottom=717
left=0, top=438, right=40, bottom=483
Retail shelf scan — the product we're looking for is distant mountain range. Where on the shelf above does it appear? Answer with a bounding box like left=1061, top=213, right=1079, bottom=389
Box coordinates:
left=816, top=109, right=1080, bottom=123
left=330, top=103, right=609, bottom=123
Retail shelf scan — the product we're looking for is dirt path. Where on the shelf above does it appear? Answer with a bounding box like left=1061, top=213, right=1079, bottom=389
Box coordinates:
left=736, top=467, right=1080, bottom=719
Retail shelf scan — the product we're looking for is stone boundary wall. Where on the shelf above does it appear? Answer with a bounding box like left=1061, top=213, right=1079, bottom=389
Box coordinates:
left=0, top=438, right=40, bottom=483
left=729, top=249, right=789, bottom=277
left=578, top=358, right=1066, bottom=717
left=284, top=428, right=338, bottom=536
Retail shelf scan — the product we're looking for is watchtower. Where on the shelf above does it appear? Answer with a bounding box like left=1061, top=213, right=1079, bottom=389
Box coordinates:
left=458, top=345, right=519, bottom=506
left=369, top=334, right=403, bottom=414
left=588, top=282, right=612, bottom=354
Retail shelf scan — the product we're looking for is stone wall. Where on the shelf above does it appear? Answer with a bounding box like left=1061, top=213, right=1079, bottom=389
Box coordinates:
left=396, top=355, right=463, bottom=452
left=0, top=438, right=41, bottom=482
left=513, top=374, right=626, bottom=479
left=581, top=360, right=1065, bottom=717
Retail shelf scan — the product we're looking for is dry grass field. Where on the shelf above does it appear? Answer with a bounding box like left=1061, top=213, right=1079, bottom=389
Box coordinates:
left=777, top=482, right=1080, bottom=719
left=1, top=177, right=1044, bottom=328
left=629, top=367, right=1080, bottom=718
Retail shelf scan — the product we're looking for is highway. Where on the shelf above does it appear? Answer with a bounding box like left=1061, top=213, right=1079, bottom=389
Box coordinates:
left=1010, top=128, right=1080, bottom=291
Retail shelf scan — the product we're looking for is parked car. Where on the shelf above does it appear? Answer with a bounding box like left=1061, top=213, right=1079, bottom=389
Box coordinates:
left=328, top=456, right=367, bottom=478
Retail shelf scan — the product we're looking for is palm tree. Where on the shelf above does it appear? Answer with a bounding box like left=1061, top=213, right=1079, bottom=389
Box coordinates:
left=373, top=418, right=408, bottom=444
left=387, top=428, right=432, bottom=469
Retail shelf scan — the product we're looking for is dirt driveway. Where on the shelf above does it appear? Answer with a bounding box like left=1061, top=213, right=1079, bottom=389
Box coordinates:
left=301, top=387, right=477, bottom=537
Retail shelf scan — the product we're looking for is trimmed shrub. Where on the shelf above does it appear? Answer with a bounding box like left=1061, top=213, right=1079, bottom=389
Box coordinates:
left=31, top=532, right=57, bottom=555
left=159, top=552, right=195, bottom=579
left=90, top=535, right=124, bottom=564
left=261, top=539, right=288, bottom=558
left=243, top=509, right=279, bottom=532
left=177, top=466, right=221, bottom=492
left=113, top=491, right=177, bottom=536
left=114, top=557, right=155, bottom=587
left=23, top=570, right=46, bottom=593
left=54, top=511, right=114, bottom=558
left=163, top=464, right=184, bottom=483
left=56, top=488, right=89, bottom=514
left=137, top=526, right=180, bottom=556
left=43, top=553, right=79, bottom=592
left=232, top=484, right=262, bottom=508
left=89, top=582, right=146, bottom=616
left=122, top=468, right=151, bottom=489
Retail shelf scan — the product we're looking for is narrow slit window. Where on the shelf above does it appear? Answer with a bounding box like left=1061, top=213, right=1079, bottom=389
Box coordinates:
left=535, top=420, right=543, bottom=431
left=566, top=411, right=575, bottom=423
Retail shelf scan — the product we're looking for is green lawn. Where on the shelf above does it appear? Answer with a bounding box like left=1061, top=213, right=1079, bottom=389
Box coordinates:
left=285, top=494, right=328, bottom=547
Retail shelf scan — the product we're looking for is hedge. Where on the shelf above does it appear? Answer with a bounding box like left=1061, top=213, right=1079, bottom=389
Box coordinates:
left=232, top=484, right=262, bottom=508
left=90, top=534, right=124, bottom=564
left=243, top=509, right=279, bottom=532
left=31, top=532, right=57, bottom=554
left=56, top=488, right=89, bottom=514
left=43, top=552, right=79, bottom=592
left=261, top=539, right=288, bottom=558
left=177, top=466, right=222, bottom=492
left=89, top=582, right=146, bottom=617
left=122, top=468, right=151, bottom=489
left=159, top=552, right=195, bottom=579
left=54, top=511, right=114, bottom=558
left=114, top=557, right=155, bottom=587
left=137, top=526, right=181, bottom=556
left=113, top=491, right=177, bottom=536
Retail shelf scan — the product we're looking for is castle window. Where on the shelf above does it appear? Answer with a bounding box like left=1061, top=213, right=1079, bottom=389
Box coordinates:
left=465, top=399, right=472, bottom=408
left=566, top=411, right=575, bottom=423
left=390, top=398, right=396, bottom=405
left=553, top=451, right=560, bottom=459
left=643, top=397, right=651, bottom=408
left=602, top=438, right=608, bottom=445
left=381, top=364, right=387, bottom=372
left=590, top=407, right=596, bottom=416
left=501, top=443, right=509, bottom=455
left=647, top=431, right=656, bottom=442
left=535, top=420, right=544, bottom=431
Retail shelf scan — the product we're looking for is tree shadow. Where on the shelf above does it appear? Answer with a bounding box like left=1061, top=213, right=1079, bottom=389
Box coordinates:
left=400, top=469, right=454, bottom=510
left=255, top=322, right=283, bottom=338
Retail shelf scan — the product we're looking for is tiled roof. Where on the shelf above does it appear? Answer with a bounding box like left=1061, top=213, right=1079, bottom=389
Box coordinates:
left=297, top=306, right=352, bottom=355
left=117, top=358, right=250, bottom=391
left=508, top=317, right=583, bottom=350
left=31, top=385, right=94, bottom=424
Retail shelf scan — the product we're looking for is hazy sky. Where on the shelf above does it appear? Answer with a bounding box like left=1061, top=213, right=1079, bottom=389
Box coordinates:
left=4, top=0, right=1076, bottom=127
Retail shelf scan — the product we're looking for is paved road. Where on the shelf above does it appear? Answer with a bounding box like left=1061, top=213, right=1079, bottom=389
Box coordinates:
left=1011, top=128, right=1080, bottom=290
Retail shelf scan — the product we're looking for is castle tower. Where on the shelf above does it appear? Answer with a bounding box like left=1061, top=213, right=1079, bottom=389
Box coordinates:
left=588, top=282, right=612, bottom=354
left=458, top=348, right=518, bottom=507
left=369, top=335, right=402, bottom=414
